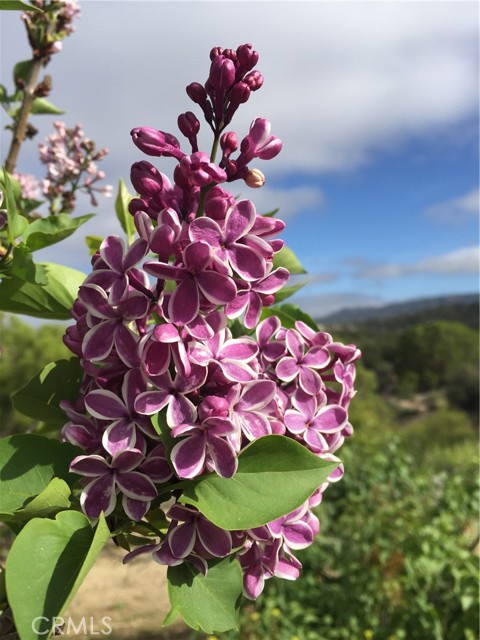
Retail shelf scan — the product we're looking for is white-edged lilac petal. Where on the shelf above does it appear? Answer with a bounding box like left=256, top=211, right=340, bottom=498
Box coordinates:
left=112, top=448, right=144, bottom=472
left=221, top=338, right=258, bottom=361
left=135, top=390, right=170, bottom=415
left=140, top=456, right=173, bottom=484
left=70, top=454, right=111, bottom=476
left=196, top=270, right=236, bottom=305
left=183, top=241, right=212, bottom=271
left=304, top=428, right=328, bottom=452
left=224, top=199, right=255, bottom=243
left=167, top=394, right=197, bottom=427
left=189, top=216, right=223, bottom=247
left=239, top=410, right=271, bottom=440
left=81, top=474, right=116, bottom=519
left=185, top=314, right=215, bottom=340
left=103, top=420, right=136, bottom=456
left=79, top=284, right=116, bottom=319
left=238, top=380, right=276, bottom=410
left=225, top=291, right=250, bottom=319
left=273, top=554, right=301, bottom=581
left=122, top=368, right=146, bottom=414
left=291, top=389, right=316, bottom=420
left=228, top=243, right=265, bottom=281
left=109, top=275, right=129, bottom=305
left=116, top=471, right=157, bottom=500
left=282, top=521, right=314, bottom=550
left=284, top=410, right=307, bottom=435
left=285, top=329, right=304, bottom=360
left=208, top=436, right=238, bottom=478
left=153, top=323, right=181, bottom=342
left=197, top=518, right=232, bottom=557
left=220, top=360, right=256, bottom=382
left=85, top=389, right=128, bottom=420
left=118, top=292, right=150, bottom=320
left=243, top=563, right=265, bottom=600
left=254, top=268, right=290, bottom=294
left=312, top=405, right=348, bottom=433
left=169, top=277, right=199, bottom=325
left=143, top=260, right=185, bottom=282
left=115, top=324, right=141, bottom=368
left=275, top=357, right=299, bottom=382
left=100, top=236, right=125, bottom=272
left=169, top=521, right=196, bottom=558
left=84, top=269, right=118, bottom=292
left=302, top=346, right=330, bottom=369
left=82, top=321, right=116, bottom=361
left=122, top=495, right=150, bottom=521
left=122, top=238, right=149, bottom=271
left=204, top=417, right=237, bottom=437
left=143, top=340, right=170, bottom=376
left=171, top=434, right=206, bottom=478
left=244, top=293, right=262, bottom=329
left=298, top=366, right=322, bottom=396
left=257, top=315, right=280, bottom=343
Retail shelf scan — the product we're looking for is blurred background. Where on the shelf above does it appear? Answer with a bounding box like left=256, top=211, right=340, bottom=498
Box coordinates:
left=1, top=1, right=478, bottom=639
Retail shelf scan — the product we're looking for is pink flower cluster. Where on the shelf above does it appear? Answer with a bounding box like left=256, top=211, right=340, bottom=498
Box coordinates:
left=63, top=43, right=360, bottom=600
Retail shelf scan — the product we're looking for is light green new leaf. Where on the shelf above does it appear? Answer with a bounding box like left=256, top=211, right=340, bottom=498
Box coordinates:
left=30, top=97, right=64, bottom=115
left=115, top=178, right=135, bottom=242
left=167, top=556, right=242, bottom=633
left=0, top=434, right=80, bottom=515
left=0, top=1, right=43, bottom=12
left=151, top=411, right=175, bottom=457
left=6, top=511, right=110, bottom=640
left=181, top=435, right=338, bottom=530
left=22, top=213, right=94, bottom=251
left=12, top=357, right=83, bottom=426
left=2, top=167, right=28, bottom=242
left=0, top=262, right=85, bottom=319
left=85, top=235, right=103, bottom=255
left=273, top=246, right=307, bottom=275
left=1, top=478, right=71, bottom=524
left=13, top=59, right=34, bottom=86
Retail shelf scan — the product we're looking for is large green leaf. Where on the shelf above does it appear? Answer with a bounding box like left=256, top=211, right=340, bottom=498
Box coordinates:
left=0, top=434, right=80, bottom=515
left=0, top=1, right=43, bottom=12
left=181, top=435, right=338, bottom=530
left=2, top=167, right=28, bottom=242
left=115, top=178, right=135, bottom=242
left=6, top=511, right=110, bottom=640
left=273, top=246, right=307, bottom=275
left=1, top=478, right=71, bottom=524
left=12, top=357, right=83, bottom=426
left=166, top=556, right=242, bottom=633
left=0, top=262, right=85, bottom=319
left=22, top=213, right=94, bottom=251
left=9, top=247, right=47, bottom=284
left=274, top=278, right=311, bottom=303
left=261, top=302, right=319, bottom=331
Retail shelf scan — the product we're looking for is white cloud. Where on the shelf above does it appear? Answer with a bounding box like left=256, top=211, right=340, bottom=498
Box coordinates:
left=1, top=1, right=477, bottom=180
left=426, top=188, right=479, bottom=223
left=355, top=246, right=479, bottom=279
left=242, top=185, right=324, bottom=219
left=292, top=292, right=384, bottom=319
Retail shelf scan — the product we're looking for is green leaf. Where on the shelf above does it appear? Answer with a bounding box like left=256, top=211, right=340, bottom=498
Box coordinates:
left=85, top=234, right=103, bottom=255
left=273, top=246, right=307, bottom=275
left=2, top=167, right=28, bottom=242
left=6, top=511, right=110, bottom=640
left=0, top=434, right=80, bottom=515
left=274, top=278, right=311, bottom=303
left=13, top=59, right=34, bottom=86
left=115, top=178, right=135, bottom=242
left=261, top=302, right=319, bottom=331
left=30, top=97, right=64, bottom=115
left=0, top=262, right=85, bottom=319
left=22, top=213, right=94, bottom=251
left=10, top=247, right=48, bottom=284
left=12, top=358, right=83, bottom=426
left=181, top=435, right=338, bottom=530
left=167, top=556, right=242, bottom=633
left=1, top=478, right=71, bottom=524
left=0, top=0, right=43, bottom=11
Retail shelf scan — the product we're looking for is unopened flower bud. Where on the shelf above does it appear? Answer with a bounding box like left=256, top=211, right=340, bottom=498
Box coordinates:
left=244, top=168, right=265, bottom=188
left=220, top=131, right=239, bottom=157
left=186, top=82, right=208, bottom=106
left=130, top=161, right=165, bottom=198
left=130, top=127, right=184, bottom=159
left=178, top=111, right=200, bottom=139
left=236, top=43, right=259, bottom=73
left=210, top=46, right=223, bottom=60
left=244, top=70, right=264, bottom=91
left=209, top=56, right=236, bottom=89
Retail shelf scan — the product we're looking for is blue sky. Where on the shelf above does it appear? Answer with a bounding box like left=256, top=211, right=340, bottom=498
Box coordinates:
left=1, top=0, right=478, bottom=318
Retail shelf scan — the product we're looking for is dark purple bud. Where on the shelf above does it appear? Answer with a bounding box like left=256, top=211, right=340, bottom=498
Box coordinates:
left=224, top=82, right=251, bottom=125
left=178, top=111, right=200, bottom=138
left=210, top=46, right=223, bottom=60
left=131, top=127, right=184, bottom=160
left=204, top=186, right=236, bottom=221
left=244, top=70, right=264, bottom=91
left=220, top=131, right=239, bottom=157
left=223, top=48, right=237, bottom=62
left=236, top=44, right=259, bottom=73
left=130, top=161, right=164, bottom=198
left=209, top=56, right=236, bottom=89
left=186, top=82, right=208, bottom=106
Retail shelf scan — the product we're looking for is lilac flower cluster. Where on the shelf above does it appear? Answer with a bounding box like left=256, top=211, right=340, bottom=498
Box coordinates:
left=63, top=44, right=360, bottom=599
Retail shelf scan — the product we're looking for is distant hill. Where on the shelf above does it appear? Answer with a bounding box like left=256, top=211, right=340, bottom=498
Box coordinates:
left=319, top=293, right=479, bottom=330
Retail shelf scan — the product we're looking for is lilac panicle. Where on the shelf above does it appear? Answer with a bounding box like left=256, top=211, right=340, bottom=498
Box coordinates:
left=63, top=41, right=360, bottom=601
